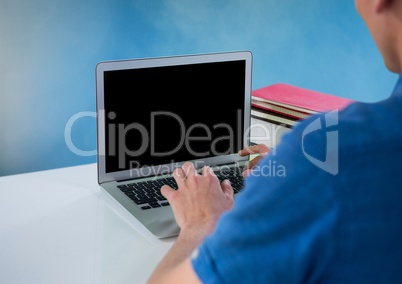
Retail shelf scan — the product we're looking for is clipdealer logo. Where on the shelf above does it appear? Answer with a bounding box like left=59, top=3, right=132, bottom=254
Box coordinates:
left=302, top=110, right=339, bottom=175
left=64, top=110, right=243, bottom=162
left=64, top=111, right=97, bottom=157
left=64, top=110, right=340, bottom=176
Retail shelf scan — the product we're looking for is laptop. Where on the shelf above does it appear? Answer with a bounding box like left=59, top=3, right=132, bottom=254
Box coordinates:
left=95, top=51, right=253, bottom=238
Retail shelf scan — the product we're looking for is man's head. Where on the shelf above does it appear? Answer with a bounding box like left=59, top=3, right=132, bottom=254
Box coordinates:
left=355, top=0, right=402, bottom=73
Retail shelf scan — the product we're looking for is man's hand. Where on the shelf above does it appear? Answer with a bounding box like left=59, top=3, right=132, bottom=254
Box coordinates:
left=147, top=162, right=234, bottom=284
left=161, top=162, right=234, bottom=237
left=238, top=143, right=270, bottom=177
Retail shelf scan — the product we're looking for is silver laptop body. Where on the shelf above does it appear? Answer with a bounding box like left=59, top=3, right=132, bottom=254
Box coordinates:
left=95, top=51, right=253, bottom=238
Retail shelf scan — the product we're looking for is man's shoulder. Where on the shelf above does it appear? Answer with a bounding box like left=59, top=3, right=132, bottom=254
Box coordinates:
left=338, top=97, right=402, bottom=147
left=246, top=96, right=402, bottom=197
left=289, top=95, right=402, bottom=157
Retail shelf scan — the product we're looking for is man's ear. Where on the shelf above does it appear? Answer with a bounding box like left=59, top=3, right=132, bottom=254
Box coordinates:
left=375, top=0, right=393, bottom=13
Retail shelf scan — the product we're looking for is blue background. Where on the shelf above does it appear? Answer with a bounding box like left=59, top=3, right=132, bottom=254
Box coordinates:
left=0, top=0, right=398, bottom=176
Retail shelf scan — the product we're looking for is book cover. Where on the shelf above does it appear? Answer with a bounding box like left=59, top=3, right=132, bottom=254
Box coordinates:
left=252, top=83, right=353, bottom=113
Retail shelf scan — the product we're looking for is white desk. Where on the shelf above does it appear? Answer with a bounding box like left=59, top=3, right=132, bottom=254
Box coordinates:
left=0, top=119, right=288, bottom=284
left=0, top=164, right=176, bottom=284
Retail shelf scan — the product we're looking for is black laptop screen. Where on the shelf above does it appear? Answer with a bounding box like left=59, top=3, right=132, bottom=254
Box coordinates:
left=103, top=60, right=246, bottom=173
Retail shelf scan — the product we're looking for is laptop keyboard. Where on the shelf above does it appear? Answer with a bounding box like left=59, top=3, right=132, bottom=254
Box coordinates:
left=117, top=166, right=245, bottom=210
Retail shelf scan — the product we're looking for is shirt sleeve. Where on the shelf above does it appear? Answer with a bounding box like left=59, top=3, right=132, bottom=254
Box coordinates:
left=191, top=115, right=340, bottom=284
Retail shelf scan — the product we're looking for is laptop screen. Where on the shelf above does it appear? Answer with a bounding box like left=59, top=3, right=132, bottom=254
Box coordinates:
left=103, top=59, right=247, bottom=174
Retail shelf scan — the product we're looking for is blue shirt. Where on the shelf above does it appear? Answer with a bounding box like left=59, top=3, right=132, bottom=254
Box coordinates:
left=192, top=76, right=402, bottom=283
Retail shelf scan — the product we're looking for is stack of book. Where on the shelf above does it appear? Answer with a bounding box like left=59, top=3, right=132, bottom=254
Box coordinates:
left=251, top=83, right=354, bottom=128
left=250, top=83, right=354, bottom=148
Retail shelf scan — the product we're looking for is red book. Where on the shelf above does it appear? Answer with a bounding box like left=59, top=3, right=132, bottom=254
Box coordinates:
left=252, top=83, right=354, bottom=117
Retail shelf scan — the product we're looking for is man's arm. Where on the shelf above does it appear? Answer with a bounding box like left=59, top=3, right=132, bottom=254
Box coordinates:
left=146, top=230, right=204, bottom=284
left=147, top=162, right=234, bottom=284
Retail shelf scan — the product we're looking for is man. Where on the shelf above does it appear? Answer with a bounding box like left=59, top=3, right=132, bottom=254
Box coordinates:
left=148, top=0, right=402, bottom=283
